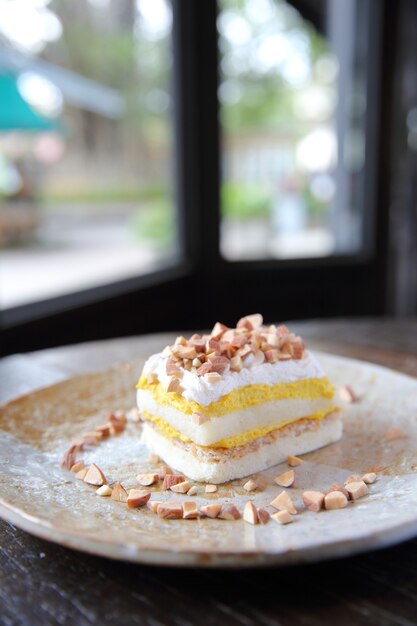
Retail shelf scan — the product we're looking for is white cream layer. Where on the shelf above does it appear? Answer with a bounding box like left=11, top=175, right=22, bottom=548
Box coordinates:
left=137, top=388, right=335, bottom=446
left=142, top=349, right=325, bottom=406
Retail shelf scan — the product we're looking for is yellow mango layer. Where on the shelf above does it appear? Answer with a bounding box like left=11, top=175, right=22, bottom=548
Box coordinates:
left=141, top=407, right=338, bottom=449
left=137, top=375, right=335, bottom=418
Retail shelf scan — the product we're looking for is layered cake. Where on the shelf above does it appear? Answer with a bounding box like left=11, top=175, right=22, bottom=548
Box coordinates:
left=137, top=314, right=342, bottom=483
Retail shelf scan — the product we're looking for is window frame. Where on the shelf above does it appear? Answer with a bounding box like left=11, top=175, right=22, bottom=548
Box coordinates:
left=0, top=0, right=394, bottom=356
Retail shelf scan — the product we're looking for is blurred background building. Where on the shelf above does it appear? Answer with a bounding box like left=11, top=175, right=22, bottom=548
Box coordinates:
left=0, top=0, right=415, bottom=355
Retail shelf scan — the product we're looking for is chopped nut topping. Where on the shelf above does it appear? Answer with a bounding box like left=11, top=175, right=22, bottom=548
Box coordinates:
left=204, top=372, right=222, bottom=384
left=166, top=377, right=183, bottom=394
left=230, top=355, right=243, bottom=372
left=257, top=508, right=270, bottom=524
left=205, top=484, right=217, bottom=493
left=324, top=490, right=348, bottom=510
left=166, top=359, right=183, bottom=378
left=287, top=455, right=303, bottom=467
left=111, top=482, right=128, bottom=503
left=162, top=474, right=185, bottom=490
left=182, top=501, right=199, bottom=519
left=96, top=485, right=112, bottom=497
left=200, top=504, right=222, bottom=518
left=192, top=412, right=209, bottom=425
left=70, top=460, right=85, bottom=474
left=243, top=479, right=258, bottom=492
left=270, top=490, right=297, bottom=514
left=274, top=470, right=295, bottom=488
left=345, top=480, right=369, bottom=501
left=243, top=501, right=259, bottom=525
left=218, top=504, right=241, bottom=520
left=271, top=510, right=294, bottom=525
left=127, top=489, right=151, bottom=508
left=157, top=501, right=183, bottom=519
left=170, top=480, right=191, bottom=494
left=211, top=322, right=228, bottom=340
left=136, top=473, right=159, bottom=486
left=83, top=463, right=107, bottom=486
left=151, top=314, right=306, bottom=389
left=187, top=486, right=198, bottom=496
left=362, top=472, right=377, bottom=484
left=302, top=490, right=325, bottom=512
left=148, top=453, right=160, bottom=464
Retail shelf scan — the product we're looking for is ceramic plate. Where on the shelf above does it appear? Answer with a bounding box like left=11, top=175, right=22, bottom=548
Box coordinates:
left=1, top=353, right=417, bottom=568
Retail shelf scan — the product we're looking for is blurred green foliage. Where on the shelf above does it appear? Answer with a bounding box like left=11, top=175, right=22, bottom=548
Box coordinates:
left=131, top=200, right=173, bottom=244
left=221, top=182, right=272, bottom=220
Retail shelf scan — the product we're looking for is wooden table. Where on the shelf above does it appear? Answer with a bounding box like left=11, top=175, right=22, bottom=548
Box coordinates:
left=1, top=318, right=417, bottom=626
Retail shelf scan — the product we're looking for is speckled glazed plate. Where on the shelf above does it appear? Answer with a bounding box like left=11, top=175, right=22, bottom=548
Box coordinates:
left=1, top=353, right=417, bottom=568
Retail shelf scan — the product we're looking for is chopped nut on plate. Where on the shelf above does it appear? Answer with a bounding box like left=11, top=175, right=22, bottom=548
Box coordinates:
left=274, top=470, right=295, bottom=488
left=287, top=455, right=302, bottom=467
left=158, top=465, right=173, bottom=480
left=243, top=479, right=258, bottom=492
left=94, top=424, right=111, bottom=437
left=270, top=490, right=297, bottom=514
left=127, top=489, right=151, bottom=508
left=182, top=501, right=199, bottom=519
left=70, top=460, right=85, bottom=474
left=218, top=504, right=241, bottom=520
left=163, top=474, right=185, bottom=490
left=147, top=500, right=162, bottom=514
left=339, top=384, right=358, bottom=403
left=257, top=508, right=270, bottom=524
left=83, top=463, right=107, bottom=486
left=345, top=480, right=369, bottom=501
left=96, top=485, right=112, bottom=497
left=271, top=510, right=293, bottom=525
left=200, top=504, right=222, bottom=518
left=362, top=472, right=377, bottom=484
left=302, top=490, right=325, bottom=512
left=324, top=490, right=348, bottom=510
left=344, top=475, right=361, bottom=485
left=157, top=501, right=183, bottom=519
left=60, top=445, right=78, bottom=470
left=205, top=484, right=217, bottom=493
left=243, top=501, right=259, bottom=525
left=326, top=483, right=349, bottom=498
left=170, top=480, right=191, bottom=494
left=136, top=473, right=159, bottom=486
left=187, top=486, right=198, bottom=496
left=75, top=467, right=88, bottom=481
left=111, top=482, right=128, bottom=503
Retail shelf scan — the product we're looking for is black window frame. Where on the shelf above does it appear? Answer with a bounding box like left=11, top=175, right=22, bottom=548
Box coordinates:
left=0, top=0, right=394, bottom=356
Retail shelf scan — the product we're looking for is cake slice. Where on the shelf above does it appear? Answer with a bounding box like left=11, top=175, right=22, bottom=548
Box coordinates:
left=137, top=314, right=342, bottom=483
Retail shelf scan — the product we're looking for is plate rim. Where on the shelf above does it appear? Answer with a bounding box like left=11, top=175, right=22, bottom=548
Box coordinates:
left=1, top=351, right=417, bottom=568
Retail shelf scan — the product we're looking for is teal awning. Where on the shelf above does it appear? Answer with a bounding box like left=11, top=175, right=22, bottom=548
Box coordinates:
left=0, top=73, right=57, bottom=132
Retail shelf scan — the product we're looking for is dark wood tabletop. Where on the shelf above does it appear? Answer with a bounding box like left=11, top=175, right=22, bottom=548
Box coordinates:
left=1, top=318, right=417, bottom=626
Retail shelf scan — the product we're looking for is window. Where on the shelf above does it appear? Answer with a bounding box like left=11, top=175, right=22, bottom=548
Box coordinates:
left=0, top=0, right=176, bottom=310
left=0, top=0, right=391, bottom=356
left=219, top=0, right=370, bottom=261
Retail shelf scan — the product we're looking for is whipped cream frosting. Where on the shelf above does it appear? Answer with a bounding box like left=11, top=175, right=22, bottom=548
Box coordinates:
left=142, top=350, right=326, bottom=406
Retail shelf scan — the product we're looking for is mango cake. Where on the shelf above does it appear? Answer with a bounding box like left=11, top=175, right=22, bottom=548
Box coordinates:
left=137, top=314, right=342, bottom=483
